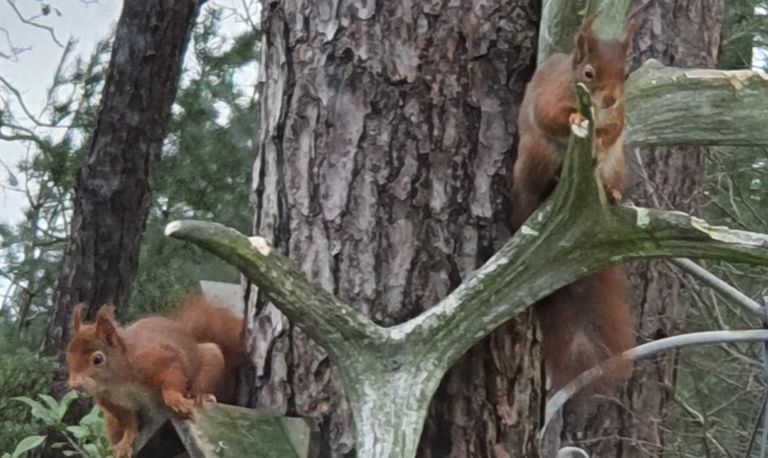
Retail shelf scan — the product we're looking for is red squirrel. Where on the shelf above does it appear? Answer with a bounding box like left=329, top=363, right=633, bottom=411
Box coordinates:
left=66, top=295, right=244, bottom=458
left=509, top=15, right=636, bottom=393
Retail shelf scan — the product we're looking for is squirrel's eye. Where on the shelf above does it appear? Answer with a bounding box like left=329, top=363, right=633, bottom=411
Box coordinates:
left=92, top=352, right=105, bottom=366
left=583, top=64, right=595, bottom=80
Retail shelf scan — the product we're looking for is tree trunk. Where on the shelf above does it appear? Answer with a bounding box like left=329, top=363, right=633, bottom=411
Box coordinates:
left=250, top=1, right=538, bottom=455
left=558, top=1, right=725, bottom=456
left=43, top=0, right=203, bottom=366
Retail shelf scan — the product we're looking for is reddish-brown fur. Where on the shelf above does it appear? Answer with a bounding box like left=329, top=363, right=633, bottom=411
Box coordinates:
left=65, top=296, right=244, bottom=458
left=509, top=16, right=636, bottom=394
left=535, top=266, right=632, bottom=392
left=172, top=294, right=245, bottom=404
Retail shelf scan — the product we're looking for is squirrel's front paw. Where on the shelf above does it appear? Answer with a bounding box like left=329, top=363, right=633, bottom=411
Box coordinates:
left=607, top=188, right=623, bottom=203
left=113, top=441, right=133, bottom=458
left=194, top=393, right=217, bottom=406
left=568, top=112, right=584, bottom=126
left=162, top=390, right=195, bottom=419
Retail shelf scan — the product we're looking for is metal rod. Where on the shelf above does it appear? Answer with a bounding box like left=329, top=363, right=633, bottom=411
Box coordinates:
left=669, top=258, right=763, bottom=317
left=543, top=329, right=768, bottom=432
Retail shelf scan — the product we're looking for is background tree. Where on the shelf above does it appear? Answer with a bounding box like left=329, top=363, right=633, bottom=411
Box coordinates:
left=248, top=0, right=542, bottom=456
left=42, top=0, right=204, bottom=363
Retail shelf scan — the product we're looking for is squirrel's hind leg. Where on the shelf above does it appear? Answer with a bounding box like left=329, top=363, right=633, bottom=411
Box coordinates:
left=192, top=342, right=226, bottom=405
left=158, top=364, right=196, bottom=418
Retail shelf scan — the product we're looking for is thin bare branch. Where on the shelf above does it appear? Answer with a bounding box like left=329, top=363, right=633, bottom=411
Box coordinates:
left=4, top=0, right=64, bottom=47
left=0, top=74, right=67, bottom=128
left=0, top=26, right=31, bottom=61
left=669, top=258, right=764, bottom=317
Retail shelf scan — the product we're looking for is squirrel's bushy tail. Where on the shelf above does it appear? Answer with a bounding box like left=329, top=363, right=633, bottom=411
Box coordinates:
left=172, top=294, right=246, bottom=381
left=536, top=266, right=634, bottom=395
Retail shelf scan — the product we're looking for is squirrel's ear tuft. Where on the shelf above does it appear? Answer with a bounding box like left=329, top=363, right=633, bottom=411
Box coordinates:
left=95, top=304, right=116, bottom=321
left=623, top=19, right=637, bottom=52
left=70, top=303, right=85, bottom=333
left=574, top=14, right=599, bottom=63
left=95, top=305, right=120, bottom=348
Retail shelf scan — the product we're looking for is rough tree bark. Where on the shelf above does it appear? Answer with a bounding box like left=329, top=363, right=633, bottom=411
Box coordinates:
left=249, top=1, right=538, bottom=456
left=43, top=0, right=204, bottom=364
left=559, top=1, right=725, bottom=456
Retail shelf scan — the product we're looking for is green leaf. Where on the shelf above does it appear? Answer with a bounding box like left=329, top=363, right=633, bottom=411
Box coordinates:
left=10, top=396, right=39, bottom=407
left=37, top=394, right=59, bottom=410
left=11, top=435, right=45, bottom=458
left=57, top=391, right=79, bottom=420
left=37, top=394, right=59, bottom=412
left=83, top=443, right=100, bottom=458
left=65, top=425, right=88, bottom=439
left=11, top=397, right=56, bottom=423
left=79, top=406, right=102, bottom=427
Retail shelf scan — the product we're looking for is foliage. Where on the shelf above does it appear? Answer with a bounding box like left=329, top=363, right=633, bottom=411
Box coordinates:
left=2, top=391, right=111, bottom=458
left=0, top=316, right=55, bottom=453
left=662, top=3, right=768, bottom=455
left=719, top=0, right=768, bottom=69
left=663, top=145, right=768, bottom=456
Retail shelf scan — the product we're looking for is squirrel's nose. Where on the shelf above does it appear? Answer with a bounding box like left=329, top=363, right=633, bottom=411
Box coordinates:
left=68, top=377, right=84, bottom=392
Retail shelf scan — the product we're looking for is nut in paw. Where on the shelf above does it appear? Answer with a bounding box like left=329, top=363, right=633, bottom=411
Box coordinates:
left=568, top=112, right=590, bottom=138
